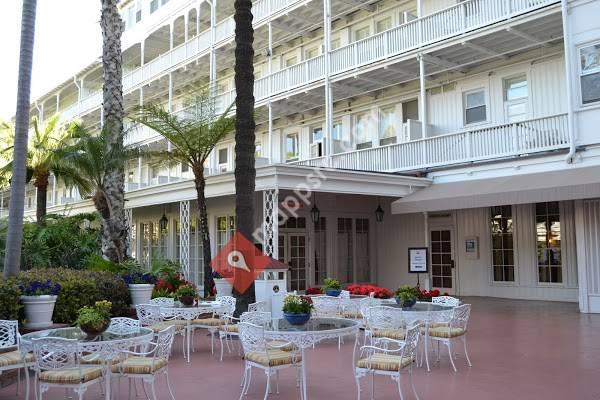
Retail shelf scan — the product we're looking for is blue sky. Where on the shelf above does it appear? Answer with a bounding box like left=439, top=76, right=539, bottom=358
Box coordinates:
left=0, top=1, right=101, bottom=120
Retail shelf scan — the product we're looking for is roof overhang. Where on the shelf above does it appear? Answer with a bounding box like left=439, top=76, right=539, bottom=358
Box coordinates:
left=392, top=164, right=600, bottom=214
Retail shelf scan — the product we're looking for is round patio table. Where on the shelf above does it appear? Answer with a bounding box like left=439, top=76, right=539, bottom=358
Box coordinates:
left=386, top=302, right=454, bottom=371
left=264, top=317, right=360, bottom=400
left=160, top=301, right=224, bottom=362
left=20, top=326, right=154, bottom=400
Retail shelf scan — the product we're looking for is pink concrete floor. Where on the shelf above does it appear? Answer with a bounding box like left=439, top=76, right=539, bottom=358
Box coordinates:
left=2, top=297, right=599, bottom=400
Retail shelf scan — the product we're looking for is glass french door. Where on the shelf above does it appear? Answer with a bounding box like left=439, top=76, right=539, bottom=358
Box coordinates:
left=278, top=233, right=307, bottom=292
left=430, top=229, right=455, bottom=294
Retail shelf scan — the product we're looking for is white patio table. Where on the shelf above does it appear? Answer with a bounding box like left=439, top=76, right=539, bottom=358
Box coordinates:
left=159, top=300, right=224, bottom=362
left=264, top=317, right=361, bottom=400
left=20, top=326, right=154, bottom=400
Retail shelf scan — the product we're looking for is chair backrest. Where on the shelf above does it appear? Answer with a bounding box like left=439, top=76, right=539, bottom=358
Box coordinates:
left=248, top=301, right=267, bottom=312
left=136, top=304, right=162, bottom=326
left=339, top=290, right=350, bottom=299
left=312, top=296, right=340, bottom=317
left=0, top=320, right=18, bottom=350
left=401, top=323, right=422, bottom=362
left=240, top=311, right=271, bottom=326
left=449, top=304, right=471, bottom=330
left=238, top=322, right=267, bottom=354
left=108, top=317, right=141, bottom=334
left=432, top=296, right=460, bottom=307
left=32, top=337, right=79, bottom=372
left=366, top=306, right=403, bottom=330
left=216, top=296, right=237, bottom=316
left=154, top=325, right=176, bottom=362
left=359, top=297, right=383, bottom=319
left=150, top=297, right=175, bottom=307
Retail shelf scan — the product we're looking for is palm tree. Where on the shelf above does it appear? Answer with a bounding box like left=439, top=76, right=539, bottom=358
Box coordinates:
left=0, top=115, right=87, bottom=223
left=3, top=0, right=38, bottom=278
left=133, top=92, right=235, bottom=297
left=233, top=0, right=257, bottom=313
left=99, top=0, right=128, bottom=262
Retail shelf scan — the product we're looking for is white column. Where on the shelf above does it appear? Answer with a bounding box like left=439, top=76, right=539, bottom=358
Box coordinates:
left=268, top=103, right=273, bottom=163
left=137, top=157, right=143, bottom=188
left=209, top=0, right=217, bottom=96
left=268, top=21, right=273, bottom=164
left=179, top=200, right=191, bottom=280
left=419, top=54, right=427, bottom=139
left=55, top=93, right=60, bottom=114
left=196, top=6, right=200, bottom=36
left=52, top=174, right=56, bottom=206
left=0, top=191, right=4, bottom=217
left=263, top=190, right=279, bottom=259
left=100, top=107, right=104, bottom=127
left=323, top=0, right=333, bottom=166
left=141, top=39, right=145, bottom=67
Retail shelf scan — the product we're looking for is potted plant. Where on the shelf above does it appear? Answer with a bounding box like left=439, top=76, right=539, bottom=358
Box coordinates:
left=123, top=271, right=157, bottom=307
left=282, top=294, right=314, bottom=325
left=322, top=278, right=342, bottom=297
left=212, top=271, right=233, bottom=297
left=76, top=300, right=112, bottom=337
left=176, top=284, right=197, bottom=306
left=19, top=280, right=61, bottom=329
left=395, top=285, right=419, bottom=308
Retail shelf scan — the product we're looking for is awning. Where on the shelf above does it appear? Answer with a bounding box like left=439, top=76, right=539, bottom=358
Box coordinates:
left=392, top=164, right=600, bottom=214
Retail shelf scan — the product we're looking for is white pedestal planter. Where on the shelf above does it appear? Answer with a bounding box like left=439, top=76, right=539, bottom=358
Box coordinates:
left=21, top=295, right=57, bottom=329
left=214, top=279, right=233, bottom=297
left=129, top=284, right=154, bottom=306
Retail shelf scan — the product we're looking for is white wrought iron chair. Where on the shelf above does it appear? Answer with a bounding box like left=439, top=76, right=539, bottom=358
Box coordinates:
left=191, top=295, right=236, bottom=354
left=107, top=317, right=141, bottom=334
left=136, top=304, right=185, bottom=355
left=238, top=322, right=303, bottom=400
left=220, top=311, right=272, bottom=361
left=112, top=325, right=176, bottom=400
left=354, top=323, right=422, bottom=400
left=365, top=306, right=406, bottom=343
left=32, top=337, right=103, bottom=400
left=0, top=320, right=34, bottom=399
left=421, top=304, right=472, bottom=372
left=249, top=301, right=267, bottom=312
left=340, top=290, right=351, bottom=299
left=312, top=296, right=344, bottom=349
left=431, top=296, right=460, bottom=307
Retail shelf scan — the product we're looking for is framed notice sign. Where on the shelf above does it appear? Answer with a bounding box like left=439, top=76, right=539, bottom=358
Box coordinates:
left=408, top=247, right=428, bottom=273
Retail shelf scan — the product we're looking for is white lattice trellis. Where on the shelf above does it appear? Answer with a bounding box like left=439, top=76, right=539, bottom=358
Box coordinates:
left=179, top=200, right=191, bottom=280
left=124, top=208, right=133, bottom=257
left=263, top=189, right=279, bottom=259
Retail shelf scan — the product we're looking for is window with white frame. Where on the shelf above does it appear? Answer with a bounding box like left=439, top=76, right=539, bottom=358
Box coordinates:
left=491, top=205, right=515, bottom=282
left=285, top=133, right=299, bottom=161
left=354, top=113, right=373, bottom=149
left=150, top=0, right=159, bottom=13
left=216, top=215, right=236, bottom=253
left=332, top=121, right=343, bottom=140
left=285, top=55, right=297, bottom=68
left=355, top=218, right=370, bottom=282
left=580, top=43, right=600, bottom=105
left=304, top=47, right=319, bottom=60
left=379, top=105, right=397, bottom=146
left=331, top=38, right=341, bottom=50
left=255, top=141, right=263, bottom=158
left=463, top=89, right=487, bottom=125
left=536, top=202, right=562, bottom=283
left=176, top=219, right=204, bottom=288
left=503, top=75, right=528, bottom=122
left=310, top=126, right=324, bottom=157
left=376, top=17, right=392, bottom=33
left=354, top=26, right=370, bottom=41
left=218, top=148, right=228, bottom=172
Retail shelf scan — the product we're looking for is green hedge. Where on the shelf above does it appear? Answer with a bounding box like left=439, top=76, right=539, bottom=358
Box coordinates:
left=17, top=268, right=130, bottom=324
left=0, top=278, right=22, bottom=320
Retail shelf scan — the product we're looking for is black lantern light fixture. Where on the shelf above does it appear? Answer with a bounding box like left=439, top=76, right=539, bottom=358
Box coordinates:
left=310, top=193, right=321, bottom=225
left=159, top=206, right=169, bottom=232
left=375, top=201, right=384, bottom=222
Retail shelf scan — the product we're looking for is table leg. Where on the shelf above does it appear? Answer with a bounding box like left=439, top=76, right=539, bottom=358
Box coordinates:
left=105, top=363, right=112, bottom=400
left=301, top=348, right=307, bottom=400
left=425, top=322, right=431, bottom=372
left=187, top=321, right=192, bottom=363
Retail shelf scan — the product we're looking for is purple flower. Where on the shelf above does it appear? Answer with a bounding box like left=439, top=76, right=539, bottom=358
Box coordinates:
left=20, top=280, right=61, bottom=296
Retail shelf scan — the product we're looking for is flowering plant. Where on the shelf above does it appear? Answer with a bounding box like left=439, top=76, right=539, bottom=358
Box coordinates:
left=305, top=287, right=323, bottom=295
left=175, top=284, right=197, bottom=298
left=416, top=288, right=441, bottom=301
left=20, top=280, right=61, bottom=296
left=76, top=301, right=112, bottom=331
left=322, top=278, right=341, bottom=291
left=122, top=272, right=157, bottom=285
left=282, top=294, right=313, bottom=314
left=346, top=284, right=393, bottom=299
left=395, top=285, right=419, bottom=303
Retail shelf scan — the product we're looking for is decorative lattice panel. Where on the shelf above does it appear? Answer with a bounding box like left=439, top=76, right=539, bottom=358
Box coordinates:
left=179, top=200, right=191, bottom=280
left=263, top=189, right=279, bottom=259
left=124, top=208, right=133, bottom=257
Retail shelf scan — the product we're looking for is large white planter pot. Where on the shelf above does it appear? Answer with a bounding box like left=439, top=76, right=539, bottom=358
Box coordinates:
left=21, top=295, right=57, bottom=329
left=129, top=284, right=154, bottom=307
left=214, top=279, right=233, bottom=297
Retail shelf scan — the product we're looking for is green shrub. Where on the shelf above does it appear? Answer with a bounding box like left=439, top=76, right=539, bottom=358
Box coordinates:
left=17, top=268, right=130, bottom=324
left=0, top=278, right=22, bottom=320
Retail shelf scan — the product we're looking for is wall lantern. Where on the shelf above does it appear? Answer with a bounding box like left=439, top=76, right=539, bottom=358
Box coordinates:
left=310, top=193, right=321, bottom=225
left=159, top=206, right=169, bottom=233
left=375, top=203, right=385, bottom=222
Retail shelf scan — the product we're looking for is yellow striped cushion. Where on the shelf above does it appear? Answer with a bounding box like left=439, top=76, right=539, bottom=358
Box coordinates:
left=425, top=327, right=466, bottom=338
left=191, top=318, right=223, bottom=326
left=356, top=354, right=413, bottom=371
left=112, top=357, right=168, bottom=374
left=372, top=328, right=405, bottom=340
left=220, top=324, right=239, bottom=333
left=0, top=351, right=34, bottom=367
left=150, top=322, right=184, bottom=333
left=81, top=354, right=120, bottom=365
left=267, top=341, right=296, bottom=352
left=165, top=319, right=188, bottom=326
left=343, top=312, right=363, bottom=319
left=39, top=367, right=103, bottom=384
left=245, top=349, right=301, bottom=367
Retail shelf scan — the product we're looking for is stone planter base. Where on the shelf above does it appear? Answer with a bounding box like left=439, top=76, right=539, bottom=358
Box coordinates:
left=129, top=284, right=154, bottom=307
left=21, top=295, right=57, bottom=329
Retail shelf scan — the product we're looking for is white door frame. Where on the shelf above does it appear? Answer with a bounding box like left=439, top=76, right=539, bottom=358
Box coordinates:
left=428, top=225, right=458, bottom=295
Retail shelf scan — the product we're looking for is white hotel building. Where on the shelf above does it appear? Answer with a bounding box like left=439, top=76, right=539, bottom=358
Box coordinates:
left=4, top=0, right=600, bottom=312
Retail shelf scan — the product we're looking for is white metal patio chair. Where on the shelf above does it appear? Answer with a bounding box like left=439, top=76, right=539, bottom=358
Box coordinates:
left=0, top=320, right=34, bottom=399
left=136, top=304, right=185, bottom=355
left=340, top=290, right=351, bottom=299
left=312, top=296, right=344, bottom=349
left=238, top=322, right=303, bottom=400
left=191, top=295, right=236, bottom=354
left=249, top=301, right=267, bottom=312
left=32, top=337, right=103, bottom=400
left=365, top=306, right=407, bottom=344
left=219, top=311, right=273, bottom=361
left=112, top=325, right=176, bottom=400
left=354, top=323, right=422, bottom=400
left=420, top=304, right=472, bottom=372
left=107, top=317, right=141, bottom=334
left=150, top=297, right=175, bottom=307
left=431, top=296, right=460, bottom=307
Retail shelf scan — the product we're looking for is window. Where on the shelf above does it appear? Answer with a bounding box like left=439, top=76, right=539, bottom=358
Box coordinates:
left=536, top=202, right=562, bottom=283
left=355, top=113, right=372, bottom=149
left=218, top=148, right=228, bottom=172
left=310, top=127, right=323, bottom=157
left=125, top=6, right=135, bottom=29
left=337, top=218, right=354, bottom=283
left=285, top=133, right=299, bottom=161
left=355, top=218, right=370, bottom=282
left=216, top=215, right=236, bottom=253
left=181, top=162, right=189, bottom=173
left=379, top=105, right=397, bottom=145
left=463, top=89, right=486, bottom=125
left=255, top=141, right=262, bottom=158
left=285, top=56, right=297, bottom=68
left=331, top=38, right=341, bottom=50
left=376, top=17, right=392, bottom=33
left=504, top=75, right=528, bottom=122
left=332, top=121, right=343, bottom=140
left=354, top=26, right=370, bottom=41
left=161, top=0, right=169, bottom=5
left=304, top=47, right=319, bottom=60
left=580, top=43, right=600, bottom=104
left=135, top=7, right=142, bottom=23
left=150, top=0, right=159, bottom=13
left=491, top=206, right=514, bottom=282
left=178, top=218, right=204, bottom=288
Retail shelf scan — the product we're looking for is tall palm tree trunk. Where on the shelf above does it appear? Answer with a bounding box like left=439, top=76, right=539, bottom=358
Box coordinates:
left=33, top=171, right=49, bottom=223
left=233, top=0, right=256, bottom=313
left=100, top=0, right=128, bottom=262
left=192, top=166, right=213, bottom=297
left=3, top=0, right=38, bottom=277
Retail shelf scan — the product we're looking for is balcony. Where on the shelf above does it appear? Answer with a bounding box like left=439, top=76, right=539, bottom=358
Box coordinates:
left=292, top=114, right=569, bottom=172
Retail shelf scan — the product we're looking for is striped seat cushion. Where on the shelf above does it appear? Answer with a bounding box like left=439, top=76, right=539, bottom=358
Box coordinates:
left=372, top=328, right=406, bottom=340
left=356, top=354, right=413, bottom=371
left=150, top=322, right=184, bottom=333
left=245, top=349, right=301, bottom=367
left=191, top=318, right=223, bottom=327
left=81, top=354, right=120, bottom=365
left=342, top=311, right=363, bottom=319
left=39, top=366, right=103, bottom=384
left=267, top=341, right=296, bottom=352
left=112, top=357, right=168, bottom=374
left=165, top=319, right=188, bottom=326
left=424, top=326, right=466, bottom=338
left=220, top=324, right=239, bottom=333
left=0, top=351, right=34, bottom=367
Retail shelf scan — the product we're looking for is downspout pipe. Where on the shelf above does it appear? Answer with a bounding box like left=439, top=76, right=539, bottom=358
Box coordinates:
left=561, top=0, right=576, bottom=164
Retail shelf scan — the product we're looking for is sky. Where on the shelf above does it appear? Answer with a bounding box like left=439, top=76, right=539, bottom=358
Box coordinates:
left=0, top=1, right=101, bottom=120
